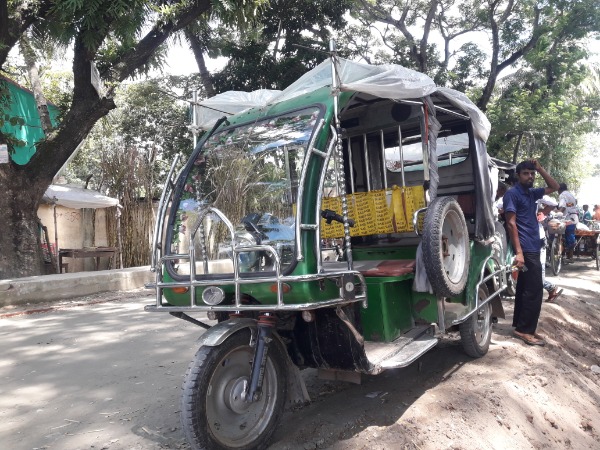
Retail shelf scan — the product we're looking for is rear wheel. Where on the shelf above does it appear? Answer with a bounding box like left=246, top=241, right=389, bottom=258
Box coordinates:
left=181, top=329, right=287, bottom=450
left=505, top=268, right=518, bottom=297
left=550, top=236, right=562, bottom=276
left=596, top=243, right=600, bottom=271
left=460, top=284, right=492, bottom=358
left=503, top=240, right=517, bottom=297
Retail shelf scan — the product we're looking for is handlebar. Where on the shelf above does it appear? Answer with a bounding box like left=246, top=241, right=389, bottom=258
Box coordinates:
left=321, top=209, right=355, bottom=227
left=242, top=219, right=267, bottom=242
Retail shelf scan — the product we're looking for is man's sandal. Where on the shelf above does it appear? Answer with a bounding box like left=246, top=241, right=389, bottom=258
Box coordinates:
left=513, top=331, right=545, bottom=346
left=546, top=288, right=563, bottom=303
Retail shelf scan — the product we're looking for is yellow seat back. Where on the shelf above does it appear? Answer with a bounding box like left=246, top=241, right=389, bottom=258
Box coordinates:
left=321, top=185, right=425, bottom=238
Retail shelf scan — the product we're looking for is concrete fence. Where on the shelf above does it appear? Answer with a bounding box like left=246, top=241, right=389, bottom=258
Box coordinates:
left=0, top=266, right=154, bottom=308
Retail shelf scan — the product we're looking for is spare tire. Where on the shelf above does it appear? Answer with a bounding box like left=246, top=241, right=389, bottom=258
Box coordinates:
left=422, top=196, right=470, bottom=297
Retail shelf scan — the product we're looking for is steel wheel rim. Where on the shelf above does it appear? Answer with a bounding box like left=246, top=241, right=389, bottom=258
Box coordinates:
left=442, top=209, right=468, bottom=284
left=205, top=346, right=278, bottom=447
left=474, top=297, right=491, bottom=346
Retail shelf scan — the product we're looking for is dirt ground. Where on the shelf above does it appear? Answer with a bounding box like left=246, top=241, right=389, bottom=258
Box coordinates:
left=270, top=260, right=600, bottom=450
left=1, top=259, right=599, bottom=450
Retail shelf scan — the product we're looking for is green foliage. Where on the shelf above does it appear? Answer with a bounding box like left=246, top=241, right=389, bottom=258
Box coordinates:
left=45, top=0, right=149, bottom=49
left=64, top=75, right=193, bottom=199
left=486, top=64, right=600, bottom=190
left=337, top=0, right=600, bottom=186
left=209, top=0, right=354, bottom=92
left=39, top=71, right=73, bottom=121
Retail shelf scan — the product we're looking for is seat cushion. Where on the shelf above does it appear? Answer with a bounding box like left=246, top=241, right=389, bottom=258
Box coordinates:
left=359, top=259, right=416, bottom=277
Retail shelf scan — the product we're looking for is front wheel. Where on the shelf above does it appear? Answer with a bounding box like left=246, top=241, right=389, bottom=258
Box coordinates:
left=181, top=329, right=287, bottom=450
left=550, top=236, right=562, bottom=276
left=595, top=243, right=600, bottom=271
left=459, top=284, right=492, bottom=358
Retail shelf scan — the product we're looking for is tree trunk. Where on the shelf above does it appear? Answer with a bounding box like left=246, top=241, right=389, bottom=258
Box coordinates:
left=0, top=165, right=46, bottom=279
left=512, top=133, right=523, bottom=165
left=1, top=0, right=230, bottom=278
left=184, top=28, right=215, bottom=98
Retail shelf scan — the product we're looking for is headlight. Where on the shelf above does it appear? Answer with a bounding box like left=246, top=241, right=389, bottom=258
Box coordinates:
left=202, top=286, right=225, bottom=305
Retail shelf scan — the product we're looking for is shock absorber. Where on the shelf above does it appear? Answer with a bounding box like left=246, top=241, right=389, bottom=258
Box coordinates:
left=245, top=313, right=277, bottom=403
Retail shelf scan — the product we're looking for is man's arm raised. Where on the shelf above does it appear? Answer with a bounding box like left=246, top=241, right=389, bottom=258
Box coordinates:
left=531, top=159, right=559, bottom=194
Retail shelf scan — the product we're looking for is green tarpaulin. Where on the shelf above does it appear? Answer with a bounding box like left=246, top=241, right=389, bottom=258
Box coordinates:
left=1, top=76, right=60, bottom=165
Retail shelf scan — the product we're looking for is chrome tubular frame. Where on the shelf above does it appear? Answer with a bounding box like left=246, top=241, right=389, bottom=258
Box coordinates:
left=295, top=118, right=325, bottom=261
left=412, top=207, right=428, bottom=236
left=151, top=154, right=181, bottom=271
left=147, top=259, right=367, bottom=312
left=450, top=255, right=507, bottom=325
left=380, top=130, right=388, bottom=189
left=148, top=201, right=367, bottom=312
left=315, top=131, right=338, bottom=274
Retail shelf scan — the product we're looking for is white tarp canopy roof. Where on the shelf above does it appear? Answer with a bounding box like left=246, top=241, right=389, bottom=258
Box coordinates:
left=195, top=58, right=491, bottom=141
left=43, top=184, right=119, bottom=209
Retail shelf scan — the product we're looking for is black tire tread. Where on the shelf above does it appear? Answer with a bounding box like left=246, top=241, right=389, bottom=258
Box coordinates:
left=459, top=285, right=492, bottom=358
left=550, top=237, right=562, bottom=276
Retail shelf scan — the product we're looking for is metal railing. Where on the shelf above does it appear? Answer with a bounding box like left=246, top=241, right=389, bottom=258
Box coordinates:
left=451, top=255, right=507, bottom=325
left=147, top=205, right=367, bottom=313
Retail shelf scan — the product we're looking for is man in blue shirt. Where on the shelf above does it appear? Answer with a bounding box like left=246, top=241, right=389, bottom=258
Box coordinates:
left=503, top=160, right=559, bottom=346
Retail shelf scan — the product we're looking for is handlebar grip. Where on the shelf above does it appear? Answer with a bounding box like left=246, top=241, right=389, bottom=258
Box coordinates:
left=321, top=209, right=355, bottom=227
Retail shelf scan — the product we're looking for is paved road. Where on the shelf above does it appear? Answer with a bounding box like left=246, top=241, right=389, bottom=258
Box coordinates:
left=1, top=258, right=598, bottom=450
left=0, top=291, right=200, bottom=450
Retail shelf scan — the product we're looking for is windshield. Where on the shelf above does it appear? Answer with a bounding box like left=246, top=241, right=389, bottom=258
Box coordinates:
left=168, top=107, right=321, bottom=276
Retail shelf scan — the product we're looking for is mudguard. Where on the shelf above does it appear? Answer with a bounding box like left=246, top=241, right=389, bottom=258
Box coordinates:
left=196, top=318, right=257, bottom=347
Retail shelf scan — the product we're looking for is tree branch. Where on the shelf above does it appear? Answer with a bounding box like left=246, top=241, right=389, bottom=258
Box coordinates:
left=497, top=7, right=542, bottom=72
left=478, top=4, right=542, bottom=109
left=420, top=1, right=439, bottom=72
left=108, top=0, right=213, bottom=83
left=19, top=34, right=52, bottom=134
left=28, top=1, right=216, bottom=181
left=184, top=27, right=216, bottom=98
left=0, top=0, right=55, bottom=68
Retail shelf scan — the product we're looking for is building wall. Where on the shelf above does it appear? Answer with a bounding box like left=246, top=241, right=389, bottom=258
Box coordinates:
left=38, top=204, right=114, bottom=273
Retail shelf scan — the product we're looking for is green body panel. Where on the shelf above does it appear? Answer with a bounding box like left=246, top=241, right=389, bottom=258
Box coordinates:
left=407, top=241, right=493, bottom=328
left=1, top=77, right=61, bottom=165
left=360, top=276, right=414, bottom=342
left=410, top=291, right=439, bottom=324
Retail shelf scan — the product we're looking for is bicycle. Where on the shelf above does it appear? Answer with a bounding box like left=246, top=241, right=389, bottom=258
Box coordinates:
left=548, top=218, right=568, bottom=275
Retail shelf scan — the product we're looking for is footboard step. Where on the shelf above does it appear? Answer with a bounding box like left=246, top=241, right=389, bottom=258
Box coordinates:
left=364, top=326, right=438, bottom=370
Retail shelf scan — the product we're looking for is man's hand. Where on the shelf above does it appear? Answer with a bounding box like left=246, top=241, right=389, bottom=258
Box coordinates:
left=513, top=252, right=525, bottom=268
left=529, top=159, right=542, bottom=171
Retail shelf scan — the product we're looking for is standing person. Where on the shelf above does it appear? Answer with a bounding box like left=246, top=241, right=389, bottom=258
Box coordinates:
left=594, top=205, right=600, bottom=221
left=582, top=205, right=592, bottom=225
left=537, top=197, right=563, bottom=302
left=494, top=181, right=508, bottom=220
left=503, top=160, right=560, bottom=346
left=558, top=183, right=579, bottom=259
